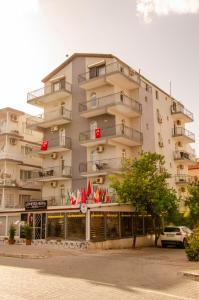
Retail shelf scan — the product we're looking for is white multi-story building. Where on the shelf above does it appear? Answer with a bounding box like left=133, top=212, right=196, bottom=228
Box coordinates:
left=0, top=107, right=42, bottom=236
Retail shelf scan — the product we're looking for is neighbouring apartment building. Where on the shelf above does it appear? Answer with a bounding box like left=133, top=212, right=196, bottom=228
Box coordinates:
left=0, top=53, right=195, bottom=247
left=0, top=107, right=42, bottom=236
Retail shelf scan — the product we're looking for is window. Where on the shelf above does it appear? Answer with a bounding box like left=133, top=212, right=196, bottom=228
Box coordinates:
left=145, top=96, right=148, bottom=102
left=21, top=145, right=32, bottom=155
left=155, top=90, right=159, bottom=99
left=22, top=122, right=32, bottom=135
left=89, top=65, right=105, bottom=79
left=52, top=78, right=65, bottom=92
left=20, top=170, right=32, bottom=180
left=176, top=120, right=181, bottom=126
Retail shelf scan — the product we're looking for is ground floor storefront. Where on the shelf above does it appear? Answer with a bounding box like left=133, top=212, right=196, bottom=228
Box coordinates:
left=0, top=204, right=156, bottom=247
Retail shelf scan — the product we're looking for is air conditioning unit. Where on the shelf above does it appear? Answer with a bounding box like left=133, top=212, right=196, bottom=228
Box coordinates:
left=158, top=141, right=164, bottom=148
left=50, top=126, right=58, bottom=132
left=129, top=69, right=134, bottom=76
left=51, top=181, right=57, bottom=188
left=10, top=138, right=17, bottom=145
left=158, top=117, right=163, bottom=124
left=179, top=165, right=184, bottom=170
left=96, top=145, right=104, bottom=153
left=94, top=176, right=104, bottom=184
left=51, top=152, right=57, bottom=159
left=10, top=114, right=18, bottom=122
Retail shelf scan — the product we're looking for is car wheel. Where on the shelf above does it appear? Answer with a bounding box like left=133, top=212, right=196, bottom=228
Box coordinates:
left=183, top=239, right=188, bottom=248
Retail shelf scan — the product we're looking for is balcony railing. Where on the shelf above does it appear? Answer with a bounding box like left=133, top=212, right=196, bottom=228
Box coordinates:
left=31, top=165, right=72, bottom=180
left=175, top=174, right=194, bottom=184
left=79, top=124, right=143, bottom=144
left=27, top=80, right=72, bottom=101
left=27, top=108, right=72, bottom=128
left=0, top=179, right=18, bottom=187
left=35, top=136, right=72, bottom=153
left=79, top=92, right=142, bottom=114
left=78, top=61, right=140, bottom=85
left=79, top=157, right=124, bottom=174
left=174, top=151, right=195, bottom=162
left=0, top=127, right=22, bottom=137
left=171, top=104, right=193, bottom=120
left=172, top=127, right=195, bottom=141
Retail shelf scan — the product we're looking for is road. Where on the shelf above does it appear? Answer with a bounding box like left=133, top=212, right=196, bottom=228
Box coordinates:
left=0, top=246, right=198, bottom=300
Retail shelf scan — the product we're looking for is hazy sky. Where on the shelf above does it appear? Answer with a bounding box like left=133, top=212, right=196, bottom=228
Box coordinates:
left=0, top=0, right=198, bottom=153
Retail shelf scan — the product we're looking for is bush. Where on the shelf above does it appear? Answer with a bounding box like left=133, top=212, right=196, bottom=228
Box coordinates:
left=185, top=232, right=199, bottom=261
left=23, top=224, right=33, bottom=240
left=9, top=224, right=16, bottom=240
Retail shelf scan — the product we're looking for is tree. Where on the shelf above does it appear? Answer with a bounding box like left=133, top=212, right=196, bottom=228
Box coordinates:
left=110, top=152, right=178, bottom=247
left=186, top=181, right=199, bottom=228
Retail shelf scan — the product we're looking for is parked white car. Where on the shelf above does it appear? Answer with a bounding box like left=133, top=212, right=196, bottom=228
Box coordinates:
left=160, top=226, right=192, bottom=248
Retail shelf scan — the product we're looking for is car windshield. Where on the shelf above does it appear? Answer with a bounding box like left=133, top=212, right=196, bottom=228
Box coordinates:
left=164, top=227, right=180, bottom=232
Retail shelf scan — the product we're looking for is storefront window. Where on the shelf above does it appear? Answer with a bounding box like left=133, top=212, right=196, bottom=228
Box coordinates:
left=133, top=215, right=144, bottom=236
left=47, top=213, right=65, bottom=239
left=106, top=212, right=119, bottom=239
left=121, top=213, right=132, bottom=237
left=144, top=216, right=154, bottom=234
left=66, top=213, right=86, bottom=240
left=0, top=216, right=6, bottom=236
left=90, top=212, right=105, bottom=241
left=7, top=216, right=20, bottom=236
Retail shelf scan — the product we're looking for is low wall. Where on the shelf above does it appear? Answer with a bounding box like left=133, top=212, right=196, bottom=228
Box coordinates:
left=88, top=235, right=158, bottom=250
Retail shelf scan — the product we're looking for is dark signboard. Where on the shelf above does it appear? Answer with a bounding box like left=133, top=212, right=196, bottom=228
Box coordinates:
left=25, top=200, right=47, bottom=211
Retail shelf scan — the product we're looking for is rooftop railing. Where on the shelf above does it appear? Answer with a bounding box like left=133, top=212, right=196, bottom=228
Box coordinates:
left=79, top=124, right=143, bottom=144
left=78, top=61, right=140, bottom=85
left=79, top=92, right=142, bottom=114
left=27, top=80, right=72, bottom=101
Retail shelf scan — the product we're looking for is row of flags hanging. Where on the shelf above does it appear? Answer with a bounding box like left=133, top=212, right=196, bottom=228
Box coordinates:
left=66, top=180, right=110, bottom=205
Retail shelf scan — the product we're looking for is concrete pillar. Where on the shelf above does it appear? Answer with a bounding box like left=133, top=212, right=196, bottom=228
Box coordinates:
left=86, top=209, right=90, bottom=241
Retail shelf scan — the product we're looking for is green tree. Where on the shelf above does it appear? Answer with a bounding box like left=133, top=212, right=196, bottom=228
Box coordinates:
left=110, top=152, right=178, bottom=247
left=186, top=181, right=199, bottom=228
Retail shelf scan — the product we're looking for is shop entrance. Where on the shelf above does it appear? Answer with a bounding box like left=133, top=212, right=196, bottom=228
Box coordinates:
left=33, top=213, right=46, bottom=239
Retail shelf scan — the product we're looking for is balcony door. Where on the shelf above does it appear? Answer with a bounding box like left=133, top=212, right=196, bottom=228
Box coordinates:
left=90, top=121, right=97, bottom=140
left=91, top=150, right=99, bottom=172
left=59, top=128, right=66, bottom=146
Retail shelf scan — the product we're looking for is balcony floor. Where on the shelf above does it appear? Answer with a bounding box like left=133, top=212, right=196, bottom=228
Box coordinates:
left=28, top=90, right=71, bottom=107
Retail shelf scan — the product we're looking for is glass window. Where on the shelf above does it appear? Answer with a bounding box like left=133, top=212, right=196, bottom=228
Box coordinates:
left=0, top=216, right=6, bottom=236
left=106, top=212, right=119, bottom=239
left=90, top=212, right=105, bottom=241
left=144, top=216, right=154, bottom=234
left=121, top=213, right=132, bottom=237
left=133, top=215, right=144, bottom=236
left=66, top=213, right=86, bottom=240
left=47, top=213, right=65, bottom=239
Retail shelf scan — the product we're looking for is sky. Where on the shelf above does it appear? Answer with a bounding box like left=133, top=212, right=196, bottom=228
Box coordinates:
left=0, top=0, right=198, bottom=153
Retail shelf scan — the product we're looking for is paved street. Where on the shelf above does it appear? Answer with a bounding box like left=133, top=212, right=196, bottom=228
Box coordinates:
left=0, top=246, right=199, bottom=300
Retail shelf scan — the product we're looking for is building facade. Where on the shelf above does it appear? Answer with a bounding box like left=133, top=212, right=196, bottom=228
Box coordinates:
left=0, top=53, right=195, bottom=245
left=0, top=107, right=42, bottom=236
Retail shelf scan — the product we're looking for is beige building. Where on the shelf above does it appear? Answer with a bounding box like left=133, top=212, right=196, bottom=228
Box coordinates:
left=0, top=53, right=195, bottom=245
left=27, top=53, right=195, bottom=205
left=0, top=107, right=42, bottom=236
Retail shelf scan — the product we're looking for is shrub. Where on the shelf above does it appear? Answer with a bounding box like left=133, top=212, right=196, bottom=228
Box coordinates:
left=185, top=232, right=199, bottom=261
left=23, top=224, right=33, bottom=240
left=9, top=224, right=16, bottom=240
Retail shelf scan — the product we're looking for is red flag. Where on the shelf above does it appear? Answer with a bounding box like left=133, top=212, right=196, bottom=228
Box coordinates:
left=95, top=187, right=100, bottom=203
left=82, top=188, right=87, bottom=204
left=87, top=180, right=91, bottom=197
left=95, top=128, right=101, bottom=139
left=41, top=140, right=48, bottom=151
left=105, top=189, right=110, bottom=203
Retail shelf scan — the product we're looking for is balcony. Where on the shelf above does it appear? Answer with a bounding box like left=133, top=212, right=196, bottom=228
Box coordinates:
left=175, top=174, right=194, bottom=184
left=171, top=103, right=193, bottom=123
left=78, top=62, right=140, bottom=90
left=31, top=165, right=72, bottom=182
left=35, top=136, right=72, bottom=155
left=0, top=179, right=18, bottom=188
left=172, top=127, right=195, bottom=143
left=173, top=151, right=195, bottom=163
left=0, top=152, right=23, bottom=163
left=0, top=127, right=23, bottom=139
left=79, top=157, right=124, bottom=177
left=27, top=108, right=72, bottom=130
left=79, top=92, right=142, bottom=119
left=79, top=124, right=143, bottom=147
left=27, top=80, right=72, bottom=107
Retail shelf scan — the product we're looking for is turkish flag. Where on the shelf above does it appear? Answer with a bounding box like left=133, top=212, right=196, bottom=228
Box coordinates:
left=41, top=140, right=48, bottom=151
left=95, top=128, right=101, bottom=139
left=87, top=180, right=91, bottom=197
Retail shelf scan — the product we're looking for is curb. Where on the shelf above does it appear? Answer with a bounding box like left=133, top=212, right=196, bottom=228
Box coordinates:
left=0, top=252, right=48, bottom=259
left=180, top=271, right=199, bottom=281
